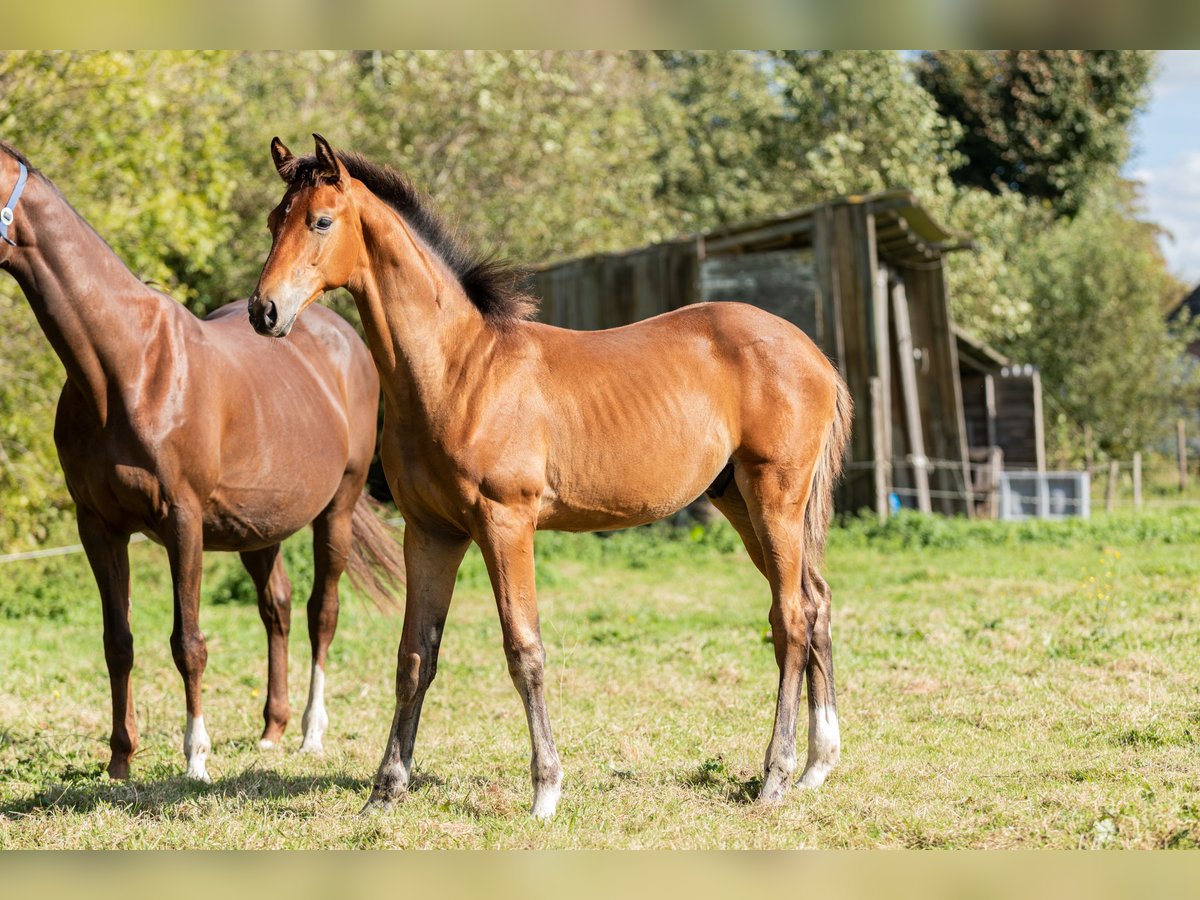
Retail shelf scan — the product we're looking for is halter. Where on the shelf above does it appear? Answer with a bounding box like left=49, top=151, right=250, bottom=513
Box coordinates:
left=1, top=161, right=29, bottom=247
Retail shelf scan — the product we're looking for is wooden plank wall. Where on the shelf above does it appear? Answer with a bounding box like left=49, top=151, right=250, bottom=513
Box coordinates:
left=960, top=372, right=991, bottom=452
left=897, top=265, right=972, bottom=515
left=994, top=374, right=1043, bottom=469
left=830, top=205, right=887, bottom=513
left=533, top=239, right=700, bottom=331
left=699, top=250, right=819, bottom=335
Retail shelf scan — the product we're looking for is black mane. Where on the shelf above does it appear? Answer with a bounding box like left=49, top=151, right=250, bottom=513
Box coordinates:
left=280, top=150, right=537, bottom=325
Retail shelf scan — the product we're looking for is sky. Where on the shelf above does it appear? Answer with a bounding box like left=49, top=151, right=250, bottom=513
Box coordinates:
left=1127, top=50, right=1200, bottom=288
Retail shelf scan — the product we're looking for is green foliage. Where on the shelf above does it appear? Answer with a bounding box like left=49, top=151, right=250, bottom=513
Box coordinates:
left=839, top=506, right=1200, bottom=551
left=917, top=51, right=1155, bottom=217
left=1006, top=186, right=1188, bottom=455
left=0, top=52, right=242, bottom=310
left=770, top=50, right=964, bottom=206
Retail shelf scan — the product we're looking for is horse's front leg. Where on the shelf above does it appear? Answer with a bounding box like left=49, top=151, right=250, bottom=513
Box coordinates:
left=165, top=503, right=211, bottom=782
left=475, top=505, right=563, bottom=819
left=77, top=508, right=137, bottom=779
left=365, top=524, right=469, bottom=809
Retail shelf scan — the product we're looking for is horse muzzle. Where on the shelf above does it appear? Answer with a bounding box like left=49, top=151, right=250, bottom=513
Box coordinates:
left=248, top=293, right=295, bottom=338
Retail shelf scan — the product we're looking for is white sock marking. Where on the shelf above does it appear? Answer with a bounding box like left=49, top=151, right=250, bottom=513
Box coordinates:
left=300, top=663, right=329, bottom=753
left=799, top=704, right=840, bottom=789
left=184, top=714, right=212, bottom=783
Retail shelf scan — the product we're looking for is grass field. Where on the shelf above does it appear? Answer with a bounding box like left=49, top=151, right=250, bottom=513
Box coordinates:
left=1, top=510, right=1199, bottom=848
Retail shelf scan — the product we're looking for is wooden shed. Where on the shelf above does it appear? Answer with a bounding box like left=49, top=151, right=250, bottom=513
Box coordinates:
left=531, top=189, right=1044, bottom=517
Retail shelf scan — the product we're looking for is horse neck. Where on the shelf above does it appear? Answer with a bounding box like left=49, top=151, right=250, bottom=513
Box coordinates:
left=2, top=174, right=174, bottom=420
left=350, top=195, right=496, bottom=425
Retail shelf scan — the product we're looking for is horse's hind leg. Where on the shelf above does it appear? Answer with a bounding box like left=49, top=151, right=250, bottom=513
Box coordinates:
left=734, top=461, right=816, bottom=804
left=77, top=508, right=137, bottom=779
left=300, top=486, right=355, bottom=754
left=799, top=564, right=839, bottom=789
left=240, top=545, right=293, bottom=749
left=708, top=477, right=767, bottom=577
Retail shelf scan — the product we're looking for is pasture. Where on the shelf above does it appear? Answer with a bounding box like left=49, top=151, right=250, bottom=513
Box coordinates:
left=0, top=511, right=1198, bottom=848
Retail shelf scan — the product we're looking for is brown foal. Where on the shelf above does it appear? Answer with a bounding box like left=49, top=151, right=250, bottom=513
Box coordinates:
left=249, top=135, right=851, bottom=818
left=0, top=141, right=403, bottom=781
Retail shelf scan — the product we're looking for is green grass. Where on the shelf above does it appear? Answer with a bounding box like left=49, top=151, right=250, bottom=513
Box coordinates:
left=1, top=511, right=1199, bottom=848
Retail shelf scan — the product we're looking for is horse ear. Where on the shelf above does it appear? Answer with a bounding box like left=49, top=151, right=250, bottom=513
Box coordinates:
left=270, top=137, right=294, bottom=182
left=312, top=133, right=345, bottom=186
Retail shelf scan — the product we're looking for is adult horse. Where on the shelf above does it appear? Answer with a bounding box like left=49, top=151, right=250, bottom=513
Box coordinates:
left=249, top=135, right=851, bottom=818
left=0, top=142, right=404, bottom=782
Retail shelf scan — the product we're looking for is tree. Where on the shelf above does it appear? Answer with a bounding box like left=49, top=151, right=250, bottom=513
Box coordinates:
left=916, top=51, right=1154, bottom=216
left=0, top=52, right=243, bottom=546
left=1004, top=184, right=1187, bottom=456
left=770, top=51, right=964, bottom=207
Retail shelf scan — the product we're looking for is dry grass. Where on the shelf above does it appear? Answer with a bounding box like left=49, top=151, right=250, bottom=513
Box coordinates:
left=1, top=514, right=1198, bottom=848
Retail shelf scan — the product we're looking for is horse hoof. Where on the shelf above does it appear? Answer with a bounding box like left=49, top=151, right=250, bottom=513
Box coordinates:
left=798, top=763, right=833, bottom=790
left=299, top=738, right=325, bottom=755
left=259, top=738, right=278, bottom=751
left=758, top=774, right=790, bottom=805
left=185, top=761, right=212, bottom=784
left=358, top=795, right=396, bottom=816
left=106, top=760, right=130, bottom=781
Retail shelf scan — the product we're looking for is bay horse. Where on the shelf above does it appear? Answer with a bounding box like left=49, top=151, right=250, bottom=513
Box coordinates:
left=0, top=141, right=404, bottom=782
left=249, top=135, right=851, bottom=818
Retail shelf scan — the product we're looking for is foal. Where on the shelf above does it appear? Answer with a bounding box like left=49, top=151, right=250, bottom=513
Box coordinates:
left=249, top=135, right=851, bottom=818
left=0, top=142, right=403, bottom=781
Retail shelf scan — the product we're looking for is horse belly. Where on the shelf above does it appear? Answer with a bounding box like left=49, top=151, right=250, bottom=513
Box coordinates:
left=201, top=480, right=338, bottom=551
left=202, top=424, right=349, bottom=550
left=537, top=427, right=732, bottom=532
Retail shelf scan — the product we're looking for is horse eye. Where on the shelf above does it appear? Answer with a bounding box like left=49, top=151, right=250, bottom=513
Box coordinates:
left=314, top=216, right=333, bottom=232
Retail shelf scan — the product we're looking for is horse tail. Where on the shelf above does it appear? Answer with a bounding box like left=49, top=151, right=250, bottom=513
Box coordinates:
left=346, top=494, right=406, bottom=613
left=803, top=368, right=853, bottom=565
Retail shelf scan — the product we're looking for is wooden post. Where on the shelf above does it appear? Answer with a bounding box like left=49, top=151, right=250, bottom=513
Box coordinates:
left=1031, top=370, right=1046, bottom=475
left=988, top=446, right=1004, bottom=520
left=1178, top=419, right=1188, bottom=494
left=890, top=279, right=931, bottom=514
left=1106, top=460, right=1120, bottom=513
left=1132, top=452, right=1143, bottom=512
left=871, top=376, right=889, bottom=522
left=1084, top=424, right=1094, bottom=477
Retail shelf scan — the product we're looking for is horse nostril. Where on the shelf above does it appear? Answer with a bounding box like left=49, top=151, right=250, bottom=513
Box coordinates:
left=262, top=300, right=278, bottom=330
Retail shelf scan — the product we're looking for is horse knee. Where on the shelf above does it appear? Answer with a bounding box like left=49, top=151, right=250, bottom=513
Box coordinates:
left=504, top=640, right=545, bottom=690
left=171, top=630, right=207, bottom=674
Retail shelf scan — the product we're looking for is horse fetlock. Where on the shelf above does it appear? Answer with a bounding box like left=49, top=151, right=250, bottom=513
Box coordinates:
left=371, top=761, right=410, bottom=802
